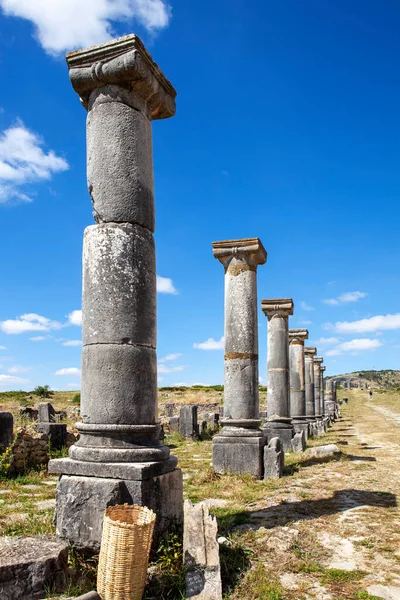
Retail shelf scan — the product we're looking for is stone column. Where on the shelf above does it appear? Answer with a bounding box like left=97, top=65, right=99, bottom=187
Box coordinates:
left=325, top=378, right=336, bottom=419
left=313, top=357, right=323, bottom=419
left=262, top=299, right=294, bottom=451
left=304, top=347, right=317, bottom=433
left=212, top=238, right=267, bottom=478
left=49, top=35, right=182, bottom=552
left=288, top=329, right=309, bottom=438
left=320, top=366, right=326, bottom=418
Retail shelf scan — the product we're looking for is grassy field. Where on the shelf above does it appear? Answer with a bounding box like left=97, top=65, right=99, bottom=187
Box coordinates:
left=0, top=388, right=398, bottom=599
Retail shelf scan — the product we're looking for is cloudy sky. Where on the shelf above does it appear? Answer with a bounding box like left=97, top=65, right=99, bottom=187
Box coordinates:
left=0, top=0, right=399, bottom=390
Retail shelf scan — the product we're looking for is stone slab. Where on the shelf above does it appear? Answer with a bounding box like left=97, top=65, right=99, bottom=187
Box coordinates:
left=48, top=456, right=178, bottom=480
left=212, top=435, right=265, bottom=478
left=264, top=438, right=284, bottom=479
left=38, top=402, right=56, bottom=423
left=54, top=469, right=183, bottom=552
left=305, top=444, right=340, bottom=458
left=183, top=500, right=222, bottom=599
left=367, top=586, right=400, bottom=600
left=0, top=412, right=13, bottom=451
left=0, top=535, right=68, bottom=600
left=263, top=422, right=294, bottom=452
left=291, top=431, right=306, bottom=454
left=35, top=423, right=67, bottom=450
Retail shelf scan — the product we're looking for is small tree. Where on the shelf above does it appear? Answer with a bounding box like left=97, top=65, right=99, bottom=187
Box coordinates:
left=33, top=385, right=54, bottom=399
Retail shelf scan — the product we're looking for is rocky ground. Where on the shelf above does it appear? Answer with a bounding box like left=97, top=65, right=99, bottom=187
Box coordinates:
left=0, top=388, right=398, bottom=599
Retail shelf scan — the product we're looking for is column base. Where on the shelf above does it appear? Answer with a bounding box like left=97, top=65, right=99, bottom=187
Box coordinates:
left=263, top=420, right=294, bottom=452
left=291, top=418, right=309, bottom=440
left=49, top=458, right=182, bottom=553
left=212, top=430, right=265, bottom=479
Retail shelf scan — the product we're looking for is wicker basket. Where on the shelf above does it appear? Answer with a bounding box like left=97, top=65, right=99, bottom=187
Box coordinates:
left=97, top=504, right=156, bottom=600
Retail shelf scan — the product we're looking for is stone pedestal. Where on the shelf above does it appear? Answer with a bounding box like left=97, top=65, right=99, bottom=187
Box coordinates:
left=304, top=347, right=317, bottom=434
left=0, top=412, right=13, bottom=452
left=325, top=379, right=336, bottom=419
left=262, top=299, right=294, bottom=451
left=288, top=329, right=309, bottom=439
left=211, top=238, right=267, bottom=478
left=179, top=405, right=199, bottom=438
left=49, top=35, right=182, bottom=550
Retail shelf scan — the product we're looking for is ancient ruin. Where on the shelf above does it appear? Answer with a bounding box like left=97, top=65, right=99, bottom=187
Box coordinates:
left=48, top=34, right=183, bottom=551
left=288, top=328, right=309, bottom=438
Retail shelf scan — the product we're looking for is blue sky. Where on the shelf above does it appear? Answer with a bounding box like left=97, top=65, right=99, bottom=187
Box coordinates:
left=0, top=0, right=399, bottom=391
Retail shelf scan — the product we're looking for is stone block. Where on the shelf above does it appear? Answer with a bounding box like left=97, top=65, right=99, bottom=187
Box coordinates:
left=66, top=593, right=100, bottom=600
left=38, top=402, right=56, bottom=423
left=0, top=535, right=68, bottom=600
left=179, top=405, right=199, bottom=438
left=82, top=223, right=156, bottom=346
left=54, top=469, right=183, bottom=553
left=169, top=416, right=180, bottom=433
left=81, top=343, right=157, bottom=424
left=264, top=421, right=294, bottom=452
left=35, top=423, right=67, bottom=450
left=305, top=444, right=340, bottom=458
left=19, top=407, right=38, bottom=421
left=0, top=412, right=13, bottom=451
left=183, top=500, right=222, bottom=600
left=291, top=431, right=306, bottom=454
left=212, top=435, right=265, bottom=478
left=165, top=403, right=176, bottom=417
left=264, top=437, right=284, bottom=479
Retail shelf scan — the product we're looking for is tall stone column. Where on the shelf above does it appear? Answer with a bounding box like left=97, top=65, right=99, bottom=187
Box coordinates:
left=304, top=347, right=317, bottom=433
left=288, top=329, right=309, bottom=438
left=313, top=357, right=323, bottom=419
left=49, top=35, right=182, bottom=551
left=320, top=366, right=326, bottom=417
left=325, top=378, right=336, bottom=419
left=262, top=299, right=294, bottom=451
left=212, top=238, right=267, bottom=478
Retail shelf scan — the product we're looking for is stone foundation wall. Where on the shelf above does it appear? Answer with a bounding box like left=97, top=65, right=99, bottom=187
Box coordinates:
left=2, top=427, right=78, bottom=474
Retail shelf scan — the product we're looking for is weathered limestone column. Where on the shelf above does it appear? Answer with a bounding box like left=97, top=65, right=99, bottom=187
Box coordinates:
left=262, top=299, right=294, bottom=451
left=49, top=35, right=182, bottom=551
left=212, top=238, right=267, bottom=478
left=288, top=329, right=309, bottom=438
left=325, top=378, right=336, bottom=419
left=313, top=357, right=323, bottom=419
left=320, top=365, right=326, bottom=418
left=304, top=347, right=317, bottom=433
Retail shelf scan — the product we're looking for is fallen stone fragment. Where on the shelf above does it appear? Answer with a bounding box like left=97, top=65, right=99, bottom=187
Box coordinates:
left=183, top=499, right=222, bottom=600
left=0, top=535, right=68, bottom=600
left=66, top=593, right=101, bottom=600
left=305, top=444, right=340, bottom=457
left=367, top=585, right=400, bottom=600
left=264, top=437, right=284, bottom=479
left=291, top=431, right=306, bottom=454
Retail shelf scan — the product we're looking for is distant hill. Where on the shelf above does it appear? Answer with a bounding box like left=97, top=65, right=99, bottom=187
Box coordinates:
left=330, top=370, right=400, bottom=390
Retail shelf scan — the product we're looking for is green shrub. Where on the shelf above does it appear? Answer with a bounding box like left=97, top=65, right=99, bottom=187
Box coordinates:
left=33, top=385, right=54, bottom=399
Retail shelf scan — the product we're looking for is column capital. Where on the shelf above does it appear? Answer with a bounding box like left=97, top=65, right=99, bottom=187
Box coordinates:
left=288, top=328, right=308, bottom=344
left=304, top=346, right=317, bottom=358
left=320, top=366, right=326, bottom=372
left=313, top=356, right=323, bottom=365
left=212, top=238, right=267, bottom=270
left=67, top=34, right=176, bottom=118
left=262, top=298, right=294, bottom=318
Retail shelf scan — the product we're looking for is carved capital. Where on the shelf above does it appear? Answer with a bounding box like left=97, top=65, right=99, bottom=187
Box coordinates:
left=66, top=34, right=176, bottom=118
left=313, top=356, right=323, bottom=365
left=288, top=328, right=309, bottom=344
left=212, top=238, right=267, bottom=270
left=261, top=298, right=294, bottom=318
left=304, top=346, right=317, bottom=358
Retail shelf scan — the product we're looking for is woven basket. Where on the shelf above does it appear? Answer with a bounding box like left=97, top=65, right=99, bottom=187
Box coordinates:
left=97, top=504, right=156, bottom=600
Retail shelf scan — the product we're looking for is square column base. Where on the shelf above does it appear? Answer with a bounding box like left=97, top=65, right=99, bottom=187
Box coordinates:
left=212, top=435, right=266, bottom=479
left=263, top=422, right=294, bottom=452
left=292, top=419, right=309, bottom=440
left=50, top=460, right=182, bottom=553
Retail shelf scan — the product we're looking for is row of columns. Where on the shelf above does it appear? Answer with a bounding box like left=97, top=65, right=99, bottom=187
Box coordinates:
left=212, top=238, right=339, bottom=477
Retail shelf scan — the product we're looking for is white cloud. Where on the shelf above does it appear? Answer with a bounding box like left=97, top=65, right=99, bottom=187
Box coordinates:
left=157, top=364, right=184, bottom=374
left=66, top=383, right=80, bottom=389
left=300, top=301, right=315, bottom=312
left=0, top=346, right=6, bottom=350
left=8, top=365, right=32, bottom=373
left=313, top=337, right=340, bottom=346
left=29, top=336, right=47, bottom=342
left=156, top=275, right=178, bottom=295
left=55, top=367, right=81, bottom=376
left=0, top=373, right=30, bottom=386
left=193, top=336, right=225, bottom=351
left=0, top=313, right=63, bottom=334
left=68, top=310, right=82, bottom=326
left=0, top=122, right=68, bottom=204
left=325, top=338, right=382, bottom=357
left=323, top=291, right=367, bottom=306
left=333, top=313, right=400, bottom=334
left=299, top=320, right=312, bottom=326
left=159, top=353, right=182, bottom=362
left=63, top=340, right=82, bottom=347
left=0, top=0, right=171, bottom=55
